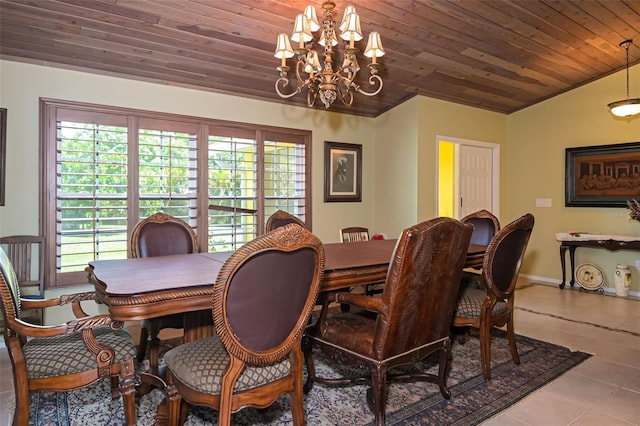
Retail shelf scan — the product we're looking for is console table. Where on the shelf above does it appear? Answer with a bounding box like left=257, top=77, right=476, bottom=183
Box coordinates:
left=556, top=233, right=640, bottom=289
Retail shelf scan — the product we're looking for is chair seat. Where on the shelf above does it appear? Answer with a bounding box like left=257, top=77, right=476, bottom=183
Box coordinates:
left=165, top=336, right=291, bottom=394
left=315, top=312, right=377, bottom=359
left=23, top=326, right=136, bottom=378
left=455, top=286, right=508, bottom=318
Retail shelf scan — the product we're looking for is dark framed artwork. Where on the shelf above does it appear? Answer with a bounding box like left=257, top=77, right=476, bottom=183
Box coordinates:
left=324, top=141, right=362, bottom=202
left=0, top=108, right=5, bottom=206
left=565, top=141, right=640, bottom=207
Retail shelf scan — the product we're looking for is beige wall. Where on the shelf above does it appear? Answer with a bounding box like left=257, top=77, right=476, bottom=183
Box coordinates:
left=0, top=60, right=378, bottom=243
left=1, top=59, right=639, bottom=300
left=507, top=63, right=640, bottom=293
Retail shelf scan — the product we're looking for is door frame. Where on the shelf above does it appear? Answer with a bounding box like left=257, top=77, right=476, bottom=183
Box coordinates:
left=436, top=135, right=500, bottom=218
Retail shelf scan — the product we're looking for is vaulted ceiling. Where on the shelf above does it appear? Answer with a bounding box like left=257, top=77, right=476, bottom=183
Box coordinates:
left=1, top=0, right=639, bottom=117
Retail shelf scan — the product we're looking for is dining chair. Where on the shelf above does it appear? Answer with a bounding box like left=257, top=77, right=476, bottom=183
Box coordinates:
left=265, top=209, right=307, bottom=232
left=460, top=209, right=500, bottom=270
left=338, top=226, right=382, bottom=296
left=304, top=217, right=473, bottom=426
left=339, top=226, right=370, bottom=242
left=453, top=213, right=534, bottom=380
left=162, top=223, right=324, bottom=425
left=130, top=212, right=200, bottom=375
left=0, top=247, right=137, bottom=426
left=0, top=235, right=45, bottom=329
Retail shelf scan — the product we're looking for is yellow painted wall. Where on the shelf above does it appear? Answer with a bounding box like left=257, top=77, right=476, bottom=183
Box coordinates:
left=507, top=63, right=640, bottom=292
left=438, top=141, right=455, bottom=217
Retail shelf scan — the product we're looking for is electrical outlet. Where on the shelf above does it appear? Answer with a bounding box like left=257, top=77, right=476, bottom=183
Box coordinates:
left=535, top=198, right=552, bottom=208
left=635, top=260, right=640, bottom=269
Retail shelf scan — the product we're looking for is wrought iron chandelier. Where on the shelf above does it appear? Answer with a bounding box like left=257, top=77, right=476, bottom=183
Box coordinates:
left=274, top=1, right=385, bottom=109
left=607, top=39, right=640, bottom=118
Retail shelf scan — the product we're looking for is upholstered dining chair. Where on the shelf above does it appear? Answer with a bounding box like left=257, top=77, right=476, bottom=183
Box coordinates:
left=460, top=209, right=500, bottom=270
left=162, top=223, right=325, bottom=426
left=453, top=213, right=534, bottom=380
left=0, top=247, right=137, bottom=426
left=304, top=217, right=473, bottom=426
left=265, top=209, right=307, bottom=232
left=131, top=212, right=200, bottom=375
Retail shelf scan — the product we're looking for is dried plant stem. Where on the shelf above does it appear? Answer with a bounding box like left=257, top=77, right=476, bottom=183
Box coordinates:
left=628, top=199, right=640, bottom=221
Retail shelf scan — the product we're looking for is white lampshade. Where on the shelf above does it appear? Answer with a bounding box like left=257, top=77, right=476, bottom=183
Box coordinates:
left=291, top=14, right=312, bottom=43
left=274, top=33, right=294, bottom=59
left=339, top=6, right=357, bottom=32
left=608, top=99, right=640, bottom=117
left=304, top=5, right=320, bottom=32
left=304, top=50, right=322, bottom=74
left=340, top=12, right=362, bottom=42
left=364, top=32, right=385, bottom=59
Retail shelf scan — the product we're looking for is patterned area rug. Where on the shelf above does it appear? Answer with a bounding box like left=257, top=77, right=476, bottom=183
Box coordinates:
left=26, top=329, right=590, bottom=425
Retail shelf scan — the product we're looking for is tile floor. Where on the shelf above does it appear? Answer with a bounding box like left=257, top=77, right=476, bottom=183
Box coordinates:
left=1, top=280, right=639, bottom=425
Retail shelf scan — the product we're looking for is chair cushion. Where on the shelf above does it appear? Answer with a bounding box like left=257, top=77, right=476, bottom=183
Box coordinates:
left=455, top=286, right=508, bottom=318
left=164, top=336, right=291, bottom=394
left=23, top=326, right=136, bottom=378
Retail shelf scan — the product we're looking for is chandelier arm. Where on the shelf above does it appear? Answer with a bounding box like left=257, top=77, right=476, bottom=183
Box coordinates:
left=275, top=77, right=304, bottom=99
left=350, top=74, right=384, bottom=97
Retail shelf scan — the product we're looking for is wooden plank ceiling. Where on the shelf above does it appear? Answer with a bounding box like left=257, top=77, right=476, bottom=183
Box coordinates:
left=1, top=0, right=639, bottom=117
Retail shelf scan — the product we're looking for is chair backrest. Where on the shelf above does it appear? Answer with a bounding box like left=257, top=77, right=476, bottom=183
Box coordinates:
left=0, top=247, right=22, bottom=327
left=340, top=227, right=370, bottom=243
left=265, top=210, right=307, bottom=233
left=461, top=209, right=500, bottom=246
left=213, top=223, right=324, bottom=366
left=483, top=213, right=534, bottom=298
left=373, top=217, right=473, bottom=359
left=131, top=212, right=198, bottom=258
left=0, top=235, right=45, bottom=297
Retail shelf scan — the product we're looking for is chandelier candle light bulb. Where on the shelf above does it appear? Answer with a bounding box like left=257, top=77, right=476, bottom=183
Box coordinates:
left=274, top=0, right=385, bottom=109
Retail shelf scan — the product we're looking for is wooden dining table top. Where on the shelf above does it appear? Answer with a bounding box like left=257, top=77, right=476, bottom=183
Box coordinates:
left=87, top=239, right=486, bottom=322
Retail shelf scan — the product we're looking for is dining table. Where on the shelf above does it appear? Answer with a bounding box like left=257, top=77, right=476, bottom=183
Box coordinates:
left=86, top=239, right=487, bottom=341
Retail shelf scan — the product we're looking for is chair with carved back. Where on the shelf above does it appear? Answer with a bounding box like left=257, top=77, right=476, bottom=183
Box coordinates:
left=0, top=247, right=137, bottom=426
left=304, top=217, right=473, bottom=426
left=453, top=213, right=534, bottom=380
left=0, top=235, right=45, bottom=329
left=162, top=223, right=325, bottom=425
left=130, top=212, right=200, bottom=375
left=460, top=209, right=500, bottom=271
left=265, top=209, right=307, bottom=232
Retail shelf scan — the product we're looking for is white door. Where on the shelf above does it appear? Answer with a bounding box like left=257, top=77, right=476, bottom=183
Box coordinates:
left=457, top=144, right=494, bottom=218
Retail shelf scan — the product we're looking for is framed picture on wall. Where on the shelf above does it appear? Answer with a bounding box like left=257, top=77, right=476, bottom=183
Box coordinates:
left=324, top=141, right=362, bottom=202
left=565, top=141, right=640, bottom=207
left=0, top=108, right=6, bottom=206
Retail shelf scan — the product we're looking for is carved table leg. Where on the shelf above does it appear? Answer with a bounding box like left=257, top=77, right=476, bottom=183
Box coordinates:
left=559, top=245, right=568, bottom=288
left=569, top=246, right=576, bottom=287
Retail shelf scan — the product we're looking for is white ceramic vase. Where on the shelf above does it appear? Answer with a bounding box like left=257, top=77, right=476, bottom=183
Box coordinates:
left=614, top=264, right=631, bottom=297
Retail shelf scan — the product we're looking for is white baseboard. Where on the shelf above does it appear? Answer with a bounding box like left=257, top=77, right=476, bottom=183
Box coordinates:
left=519, top=273, right=640, bottom=299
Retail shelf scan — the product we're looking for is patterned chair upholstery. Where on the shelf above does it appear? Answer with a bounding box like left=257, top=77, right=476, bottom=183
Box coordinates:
left=304, top=217, right=473, bottom=426
left=453, top=213, right=535, bottom=380
left=265, top=209, right=307, bottom=232
left=131, top=212, right=202, bottom=375
left=163, top=224, right=325, bottom=426
left=0, top=247, right=137, bottom=426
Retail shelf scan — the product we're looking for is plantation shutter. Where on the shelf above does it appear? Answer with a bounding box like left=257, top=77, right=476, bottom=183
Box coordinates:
left=263, top=131, right=308, bottom=225
left=137, top=118, right=199, bottom=229
left=53, top=109, right=129, bottom=286
left=207, top=127, right=258, bottom=252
